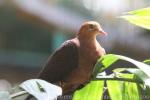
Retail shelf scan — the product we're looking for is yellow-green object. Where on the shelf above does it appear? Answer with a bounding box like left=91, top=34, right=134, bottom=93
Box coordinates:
left=107, top=81, right=140, bottom=100
left=73, top=81, right=104, bottom=100
left=121, top=7, right=150, bottom=30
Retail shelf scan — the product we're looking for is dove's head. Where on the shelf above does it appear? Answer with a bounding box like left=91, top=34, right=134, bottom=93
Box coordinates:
left=77, top=21, right=107, bottom=38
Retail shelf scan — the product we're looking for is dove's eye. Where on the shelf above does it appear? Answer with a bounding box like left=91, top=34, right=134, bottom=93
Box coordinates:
left=88, top=24, right=96, bottom=32
left=89, top=24, right=95, bottom=29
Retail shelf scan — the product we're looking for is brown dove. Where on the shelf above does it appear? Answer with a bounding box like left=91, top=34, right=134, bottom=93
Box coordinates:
left=38, top=21, right=107, bottom=95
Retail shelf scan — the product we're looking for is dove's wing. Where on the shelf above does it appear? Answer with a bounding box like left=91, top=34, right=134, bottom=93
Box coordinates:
left=38, top=40, right=78, bottom=83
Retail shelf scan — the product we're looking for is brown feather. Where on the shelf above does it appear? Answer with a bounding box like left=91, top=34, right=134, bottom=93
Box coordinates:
left=38, top=40, right=78, bottom=83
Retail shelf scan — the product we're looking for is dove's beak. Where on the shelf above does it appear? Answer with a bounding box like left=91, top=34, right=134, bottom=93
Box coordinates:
left=98, top=29, right=108, bottom=36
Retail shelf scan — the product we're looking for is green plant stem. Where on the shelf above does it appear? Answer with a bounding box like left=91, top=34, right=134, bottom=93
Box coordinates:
left=10, top=91, right=28, bottom=99
left=93, top=78, right=143, bottom=84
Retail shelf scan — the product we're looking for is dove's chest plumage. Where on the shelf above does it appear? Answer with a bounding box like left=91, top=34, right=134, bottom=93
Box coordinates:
left=64, top=38, right=105, bottom=87
left=77, top=41, right=105, bottom=81
left=61, top=38, right=106, bottom=94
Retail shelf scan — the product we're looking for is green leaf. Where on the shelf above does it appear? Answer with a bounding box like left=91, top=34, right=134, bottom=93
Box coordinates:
left=126, top=68, right=148, bottom=82
left=93, top=54, right=119, bottom=78
left=120, top=7, right=150, bottom=30
left=93, top=54, right=150, bottom=79
left=113, top=68, right=128, bottom=73
left=114, top=55, right=150, bottom=77
left=20, top=79, right=62, bottom=100
left=125, top=82, right=140, bottom=100
left=115, top=73, right=134, bottom=79
left=73, top=81, right=104, bottom=100
left=114, top=68, right=150, bottom=98
left=93, top=54, right=150, bottom=78
left=143, top=59, right=150, bottom=65
left=113, top=68, right=145, bottom=83
left=121, top=16, right=150, bottom=29
left=101, top=54, right=119, bottom=68
left=79, top=54, right=150, bottom=100
left=107, top=81, right=124, bottom=100
left=128, top=7, right=150, bottom=16
left=107, top=81, right=140, bottom=100
left=125, top=68, right=150, bottom=98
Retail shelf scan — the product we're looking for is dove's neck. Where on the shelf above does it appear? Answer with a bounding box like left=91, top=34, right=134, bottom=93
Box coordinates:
left=77, top=35, right=97, bottom=46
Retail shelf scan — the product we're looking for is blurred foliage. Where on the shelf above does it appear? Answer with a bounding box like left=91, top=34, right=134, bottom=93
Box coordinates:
left=58, top=0, right=91, bottom=17
left=121, top=7, right=150, bottom=30
left=0, top=7, right=52, bottom=53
